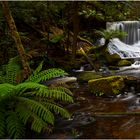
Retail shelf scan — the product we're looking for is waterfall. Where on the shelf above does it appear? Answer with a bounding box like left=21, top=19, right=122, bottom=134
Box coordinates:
left=107, top=21, right=140, bottom=59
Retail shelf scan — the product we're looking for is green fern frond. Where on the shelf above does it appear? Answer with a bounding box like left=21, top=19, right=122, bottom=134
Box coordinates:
left=0, top=108, right=6, bottom=138
left=32, top=61, right=44, bottom=76
left=53, top=86, right=73, bottom=96
left=16, top=105, right=52, bottom=133
left=31, top=116, right=47, bottom=133
left=26, top=68, right=68, bottom=83
left=6, top=57, right=21, bottom=85
left=17, top=96, right=55, bottom=125
left=33, top=86, right=74, bottom=103
left=43, top=88, right=74, bottom=103
left=15, top=82, right=48, bottom=96
left=6, top=111, right=25, bottom=139
left=0, top=56, right=21, bottom=85
left=44, top=102, right=71, bottom=118
left=0, top=84, right=15, bottom=100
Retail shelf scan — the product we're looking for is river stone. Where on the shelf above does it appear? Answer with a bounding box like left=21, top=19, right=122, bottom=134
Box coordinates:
left=88, top=76, right=125, bottom=96
left=117, top=60, right=132, bottom=67
left=104, top=48, right=121, bottom=64
left=77, top=71, right=102, bottom=82
left=42, top=76, right=77, bottom=88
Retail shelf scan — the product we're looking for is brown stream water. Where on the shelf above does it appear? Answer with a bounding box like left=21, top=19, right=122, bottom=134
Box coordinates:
left=59, top=76, right=140, bottom=139
left=72, top=82, right=140, bottom=139
left=44, top=69, right=140, bottom=139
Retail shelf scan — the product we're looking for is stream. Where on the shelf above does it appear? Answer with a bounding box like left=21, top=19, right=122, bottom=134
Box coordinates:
left=28, top=68, right=140, bottom=139
left=46, top=68, right=140, bottom=139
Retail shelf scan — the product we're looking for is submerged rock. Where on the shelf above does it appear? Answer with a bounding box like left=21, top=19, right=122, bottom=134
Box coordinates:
left=88, top=76, right=125, bottom=96
left=77, top=71, right=102, bottom=82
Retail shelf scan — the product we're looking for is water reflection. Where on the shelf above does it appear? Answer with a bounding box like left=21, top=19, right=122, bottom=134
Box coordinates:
left=70, top=83, right=140, bottom=139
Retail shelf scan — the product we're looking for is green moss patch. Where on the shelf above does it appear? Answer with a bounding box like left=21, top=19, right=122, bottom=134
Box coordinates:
left=78, top=71, right=102, bottom=82
left=117, top=59, right=132, bottom=66
left=88, top=76, right=125, bottom=96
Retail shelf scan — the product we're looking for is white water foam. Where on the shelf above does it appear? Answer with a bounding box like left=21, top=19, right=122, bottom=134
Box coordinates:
left=107, top=21, right=140, bottom=59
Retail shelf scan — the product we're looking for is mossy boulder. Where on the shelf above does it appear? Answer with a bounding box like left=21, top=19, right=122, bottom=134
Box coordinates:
left=88, top=76, right=125, bottom=96
left=78, top=71, right=102, bottom=82
left=104, top=48, right=121, bottom=64
left=117, top=59, right=132, bottom=66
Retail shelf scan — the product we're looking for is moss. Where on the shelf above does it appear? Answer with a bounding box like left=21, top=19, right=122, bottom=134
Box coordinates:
left=78, top=71, right=102, bottom=82
left=88, top=76, right=125, bottom=96
left=117, top=59, right=132, bottom=66
left=104, top=48, right=121, bottom=64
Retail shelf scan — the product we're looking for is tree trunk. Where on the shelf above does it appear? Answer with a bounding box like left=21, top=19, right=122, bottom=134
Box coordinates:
left=1, top=1, right=31, bottom=78
left=72, top=1, right=79, bottom=61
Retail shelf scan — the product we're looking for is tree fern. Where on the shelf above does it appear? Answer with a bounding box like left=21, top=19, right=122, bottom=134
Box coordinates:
left=0, top=57, right=74, bottom=138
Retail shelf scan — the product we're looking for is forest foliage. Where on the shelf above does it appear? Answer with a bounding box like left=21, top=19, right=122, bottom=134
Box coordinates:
left=0, top=1, right=140, bottom=139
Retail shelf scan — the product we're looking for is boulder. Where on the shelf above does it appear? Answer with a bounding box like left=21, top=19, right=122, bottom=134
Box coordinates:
left=43, top=76, right=77, bottom=89
left=117, top=60, right=132, bottom=67
left=77, top=71, right=102, bottom=82
left=88, top=76, right=125, bottom=96
left=104, top=48, right=121, bottom=64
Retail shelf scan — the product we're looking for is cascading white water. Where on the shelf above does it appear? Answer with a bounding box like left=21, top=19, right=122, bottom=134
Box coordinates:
left=107, top=21, right=140, bottom=59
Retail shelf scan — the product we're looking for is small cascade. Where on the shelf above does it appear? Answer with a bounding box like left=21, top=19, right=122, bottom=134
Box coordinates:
left=107, top=21, right=140, bottom=45
left=107, top=21, right=140, bottom=59
left=108, top=38, right=140, bottom=59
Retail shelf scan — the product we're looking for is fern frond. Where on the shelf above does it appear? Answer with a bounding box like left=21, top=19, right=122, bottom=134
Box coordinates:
left=17, top=96, right=55, bottom=125
left=6, top=111, right=25, bottom=139
left=33, top=61, right=43, bottom=76
left=0, top=56, right=22, bottom=85
left=0, top=108, right=6, bottom=138
left=15, top=82, right=48, bottom=96
left=28, top=86, right=74, bottom=103
left=16, top=105, right=52, bottom=133
left=0, top=84, right=15, bottom=100
left=44, top=102, right=71, bottom=118
left=41, top=87, right=74, bottom=103
left=15, top=83, right=73, bottom=103
left=26, top=68, right=68, bottom=83
left=6, top=57, right=21, bottom=85
left=53, top=86, right=73, bottom=96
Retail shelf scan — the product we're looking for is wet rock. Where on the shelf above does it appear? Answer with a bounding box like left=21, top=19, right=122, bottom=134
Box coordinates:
left=42, top=76, right=77, bottom=86
left=118, top=59, right=132, bottom=67
left=77, top=71, right=102, bottom=82
left=88, top=76, right=125, bottom=96
left=104, top=48, right=121, bottom=64
left=55, top=112, right=95, bottom=130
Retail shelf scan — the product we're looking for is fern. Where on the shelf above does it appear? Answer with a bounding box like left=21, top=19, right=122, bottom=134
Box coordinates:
left=0, top=56, right=21, bottom=85
left=43, top=102, right=70, bottom=118
left=26, top=68, right=68, bottom=83
left=0, top=108, right=5, bottom=138
left=17, top=96, right=55, bottom=124
left=32, top=61, right=43, bottom=75
left=16, top=105, right=52, bottom=133
left=0, top=58, right=74, bottom=138
left=6, top=111, right=25, bottom=139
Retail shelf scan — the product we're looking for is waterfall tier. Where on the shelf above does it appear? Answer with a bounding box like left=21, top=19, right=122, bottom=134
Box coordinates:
left=107, top=21, right=140, bottom=59
left=108, top=38, right=140, bottom=59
